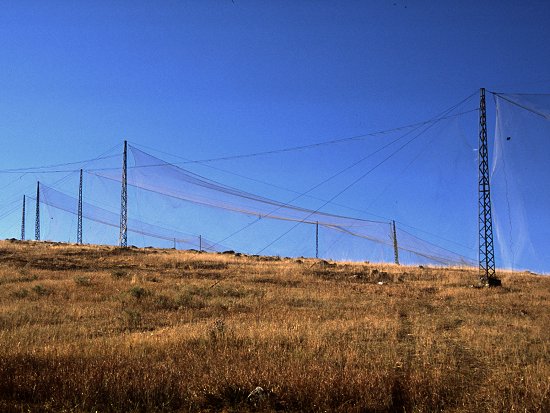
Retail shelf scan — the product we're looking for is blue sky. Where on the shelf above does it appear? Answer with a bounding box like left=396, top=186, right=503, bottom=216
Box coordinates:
left=1, top=1, right=549, bottom=270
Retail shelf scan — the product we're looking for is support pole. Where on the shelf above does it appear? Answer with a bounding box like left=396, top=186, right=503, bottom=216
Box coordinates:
left=119, top=140, right=128, bottom=247
left=392, top=220, right=399, bottom=265
left=315, top=221, right=319, bottom=259
left=478, top=88, right=499, bottom=286
left=199, top=235, right=202, bottom=252
left=35, top=182, right=40, bottom=241
left=21, top=195, right=26, bottom=241
left=77, top=169, right=83, bottom=245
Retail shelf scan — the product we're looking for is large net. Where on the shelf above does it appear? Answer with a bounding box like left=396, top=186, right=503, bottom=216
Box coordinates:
left=89, top=144, right=476, bottom=266
left=3, top=91, right=548, bottom=272
left=32, top=184, right=222, bottom=252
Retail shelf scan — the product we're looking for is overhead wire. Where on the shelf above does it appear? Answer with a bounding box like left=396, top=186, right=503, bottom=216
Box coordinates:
left=0, top=111, right=476, bottom=176
left=0, top=143, right=121, bottom=239
left=490, top=92, right=550, bottom=120
left=129, top=108, right=478, bottom=251
left=130, top=110, right=477, bottom=164
left=0, top=154, right=119, bottom=174
left=254, top=91, right=478, bottom=256
left=202, top=103, right=478, bottom=249
left=201, top=123, right=429, bottom=250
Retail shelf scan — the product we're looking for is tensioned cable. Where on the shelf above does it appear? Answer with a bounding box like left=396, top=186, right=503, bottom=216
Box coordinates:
left=361, top=113, right=477, bottom=253
left=17, top=109, right=473, bottom=176
left=0, top=200, right=22, bottom=222
left=0, top=143, right=120, bottom=220
left=0, top=111, right=475, bottom=176
left=491, top=92, right=550, bottom=120
left=127, top=108, right=477, bottom=250
left=219, top=94, right=478, bottom=252
left=128, top=108, right=476, bottom=211
left=0, top=154, right=119, bottom=174
left=254, top=91, right=478, bottom=256
left=255, top=121, right=441, bottom=254
left=396, top=227, right=476, bottom=263
left=202, top=98, right=478, bottom=249
left=40, top=143, right=122, bottom=196
left=3, top=95, right=476, bottom=257
left=135, top=135, right=475, bottom=252
left=326, top=224, right=474, bottom=266
left=93, top=146, right=392, bottom=225
left=129, top=110, right=477, bottom=165
left=206, top=123, right=427, bottom=249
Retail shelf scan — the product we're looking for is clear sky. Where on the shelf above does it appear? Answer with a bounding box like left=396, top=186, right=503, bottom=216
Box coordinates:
left=1, top=1, right=549, bottom=270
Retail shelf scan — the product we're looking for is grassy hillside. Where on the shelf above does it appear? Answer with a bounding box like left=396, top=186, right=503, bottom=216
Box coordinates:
left=0, top=240, right=548, bottom=412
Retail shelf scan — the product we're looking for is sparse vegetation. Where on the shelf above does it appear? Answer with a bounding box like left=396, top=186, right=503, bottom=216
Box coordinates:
left=31, top=283, right=50, bottom=296
left=0, top=240, right=548, bottom=412
left=74, top=275, right=93, bottom=286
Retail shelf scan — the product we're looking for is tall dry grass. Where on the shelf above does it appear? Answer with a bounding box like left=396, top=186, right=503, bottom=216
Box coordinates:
left=0, top=239, right=548, bottom=412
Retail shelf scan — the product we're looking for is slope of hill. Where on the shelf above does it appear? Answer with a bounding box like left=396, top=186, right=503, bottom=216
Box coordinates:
left=0, top=240, right=548, bottom=412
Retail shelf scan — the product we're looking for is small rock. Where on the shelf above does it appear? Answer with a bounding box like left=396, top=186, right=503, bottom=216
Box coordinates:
left=247, top=386, right=267, bottom=404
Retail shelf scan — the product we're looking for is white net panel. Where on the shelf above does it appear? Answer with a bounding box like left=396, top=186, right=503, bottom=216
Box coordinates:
left=4, top=94, right=521, bottom=269
left=492, top=93, right=550, bottom=273
left=33, top=184, right=222, bottom=251
left=2, top=92, right=547, bottom=272
left=89, top=143, right=477, bottom=266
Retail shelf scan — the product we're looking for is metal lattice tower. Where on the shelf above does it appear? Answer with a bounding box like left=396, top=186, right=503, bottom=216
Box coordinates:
left=392, top=220, right=399, bottom=265
left=77, top=169, right=83, bottom=244
left=21, top=195, right=26, bottom=241
left=119, top=140, right=128, bottom=247
left=478, top=88, right=498, bottom=285
left=35, top=182, right=40, bottom=241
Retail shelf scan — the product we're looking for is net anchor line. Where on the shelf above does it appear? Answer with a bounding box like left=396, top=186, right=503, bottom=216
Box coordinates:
left=127, top=109, right=478, bottom=166
left=491, top=92, right=550, bottom=120
left=254, top=99, right=470, bottom=256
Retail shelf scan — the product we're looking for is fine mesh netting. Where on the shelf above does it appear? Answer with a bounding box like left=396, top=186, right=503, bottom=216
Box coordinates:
left=6, top=91, right=549, bottom=272
left=88, top=137, right=478, bottom=266
left=28, top=184, right=222, bottom=251
left=3, top=100, right=483, bottom=266
left=491, top=93, right=550, bottom=273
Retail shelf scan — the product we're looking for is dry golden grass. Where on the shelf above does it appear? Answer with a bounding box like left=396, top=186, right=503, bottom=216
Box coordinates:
left=0, top=239, right=548, bottom=412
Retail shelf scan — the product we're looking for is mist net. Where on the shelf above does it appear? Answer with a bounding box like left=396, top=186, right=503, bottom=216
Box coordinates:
left=9, top=95, right=489, bottom=267
left=491, top=93, right=550, bottom=273
left=35, top=183, right=222, bottom=251
left=89, top=142, right=477, bottom=266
